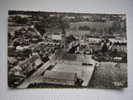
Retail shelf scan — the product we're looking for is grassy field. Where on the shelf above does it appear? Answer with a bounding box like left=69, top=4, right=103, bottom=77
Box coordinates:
left=89, top=62, right=127, bottom=89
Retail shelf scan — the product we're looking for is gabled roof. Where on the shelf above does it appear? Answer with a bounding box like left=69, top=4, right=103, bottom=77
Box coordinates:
left=43, top=71, right=77, bottom=81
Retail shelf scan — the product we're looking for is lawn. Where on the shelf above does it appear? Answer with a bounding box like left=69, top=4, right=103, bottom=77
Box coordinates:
left=89, top=62, right=127, bottom=89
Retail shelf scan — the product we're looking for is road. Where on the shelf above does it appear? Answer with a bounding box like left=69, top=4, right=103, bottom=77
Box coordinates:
left=17, top=60, right=53, bottom=88
left=17, top=49, right=59, bottom=88
left=80, top=55, right=97, bottom=87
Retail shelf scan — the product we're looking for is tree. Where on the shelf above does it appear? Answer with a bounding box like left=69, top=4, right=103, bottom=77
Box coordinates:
left=111, top=21, right=121, bottom=33
left=14, top=16, right=28, bottom=24
left=108, top=28, right=113, bottom=35
left=13, top=41, right=20, bottom=47
left=66, top=35, right=76, bottom=44
left=91, top=28, right=96, bottom=33
left=101, top=42, right=108, bottom=53
left=79, top=26, right=90, bottom=30
left=113, top=48, right=118, bottom=55
left=35, top=23, right=46, bottom=36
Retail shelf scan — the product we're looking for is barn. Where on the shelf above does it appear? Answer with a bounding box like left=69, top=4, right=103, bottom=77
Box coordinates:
left=43, top=71, right=78, bottom=86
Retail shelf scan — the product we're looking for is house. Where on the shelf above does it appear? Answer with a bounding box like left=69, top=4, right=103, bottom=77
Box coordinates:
left=51, top=33, right=62, bottom=41
left=19, top=55, right=42, bottom=75
left=43, top=71, right=78, bottom=86
left=113, top=57, right=122, bottom=62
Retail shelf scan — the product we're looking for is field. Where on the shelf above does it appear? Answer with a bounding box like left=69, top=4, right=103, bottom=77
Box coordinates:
left=89, top=62, right=127, bottom=89
left=70, top=21, right=113, bottom=30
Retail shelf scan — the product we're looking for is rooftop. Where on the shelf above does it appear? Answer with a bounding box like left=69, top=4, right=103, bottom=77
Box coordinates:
left=43, top=71, right=77, bottom=81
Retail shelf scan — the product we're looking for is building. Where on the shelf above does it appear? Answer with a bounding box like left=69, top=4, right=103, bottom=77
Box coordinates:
left=86, top=37, right=101, bottom=44
left=51, top=32, right=62, bottom=41
left=19, top=55, right=42, bottom=75
left=43, top=71, right=78, bottom=86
